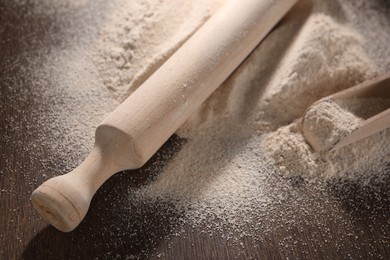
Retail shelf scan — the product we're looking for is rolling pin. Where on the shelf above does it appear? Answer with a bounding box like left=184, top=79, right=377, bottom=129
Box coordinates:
left=31, top=0, right=297, bottom=232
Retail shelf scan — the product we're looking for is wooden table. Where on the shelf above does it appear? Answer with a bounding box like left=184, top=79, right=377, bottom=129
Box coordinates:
left=1, top=1, right=389, bottom=259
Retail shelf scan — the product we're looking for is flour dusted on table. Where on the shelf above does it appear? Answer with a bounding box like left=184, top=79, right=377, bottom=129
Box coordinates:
left=26, top=0, right=221, bottom=171
left=20, top=0, right=390, bottom=255
left=92, top=0, right=222, bottom=100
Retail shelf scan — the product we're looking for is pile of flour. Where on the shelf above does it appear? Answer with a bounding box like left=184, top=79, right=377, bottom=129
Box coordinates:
left=268, top=98, right=390, bottom=179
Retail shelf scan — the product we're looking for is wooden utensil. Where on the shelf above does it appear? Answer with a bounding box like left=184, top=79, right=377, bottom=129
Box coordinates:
left=329, top=72, right=390, bottom=152
left=31, top=0, right=297, bottom=232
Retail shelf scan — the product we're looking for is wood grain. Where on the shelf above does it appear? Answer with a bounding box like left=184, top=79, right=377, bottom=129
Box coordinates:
left=1, top=1, right=389, bottom=259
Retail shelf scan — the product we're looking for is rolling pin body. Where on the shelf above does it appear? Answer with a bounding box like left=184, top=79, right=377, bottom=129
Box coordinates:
left=32, top=0, right=297, bottom=232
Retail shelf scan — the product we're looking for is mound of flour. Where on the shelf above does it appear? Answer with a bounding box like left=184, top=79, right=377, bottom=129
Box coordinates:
left=255, top=9, right=377, bottom=126
left=267, top=97, right=390, bottom=179
left=301, top=99, right=363, bottom=152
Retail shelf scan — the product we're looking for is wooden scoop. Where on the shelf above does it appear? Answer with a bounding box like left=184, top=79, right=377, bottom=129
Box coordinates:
left=302, top=72, right=390, bottom=154
left=31, top=0, right=297, bottom=232
left=329, top=72, right=390, bottom=152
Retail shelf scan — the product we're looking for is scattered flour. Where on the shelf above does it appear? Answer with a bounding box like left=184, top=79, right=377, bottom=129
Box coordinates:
left=134, top=120, right=273, bottom=227
left=4, top=0, right=390, bottom=258
left=339, top=0, right=390, bottom=70
left=23, top=0, right=222, bottom=171
left=92, top=0, right=222, bottom=100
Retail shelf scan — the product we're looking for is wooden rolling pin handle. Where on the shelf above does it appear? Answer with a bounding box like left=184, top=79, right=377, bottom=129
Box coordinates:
left=31, top=125, right=143, bottom=232
left=32, top=0, right=297, bottom=232
left=31, top=173, right=92, bottom=232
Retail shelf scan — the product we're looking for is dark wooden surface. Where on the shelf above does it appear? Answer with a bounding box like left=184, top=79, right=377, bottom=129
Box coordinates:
left=1, top=1, right=389, bottom=259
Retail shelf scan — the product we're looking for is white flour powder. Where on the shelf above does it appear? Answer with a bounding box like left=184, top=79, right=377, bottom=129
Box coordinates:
left=302, top=99, right=363, bottom=152
left=92, top=0, right=222, bottom=100
left=258, top=13, right=376, bottom=125
left=268, top=97, right=390, bottom=179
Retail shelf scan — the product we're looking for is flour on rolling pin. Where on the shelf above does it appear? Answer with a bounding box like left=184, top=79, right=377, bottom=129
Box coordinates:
left=31, top=0, right=297, bottom=232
